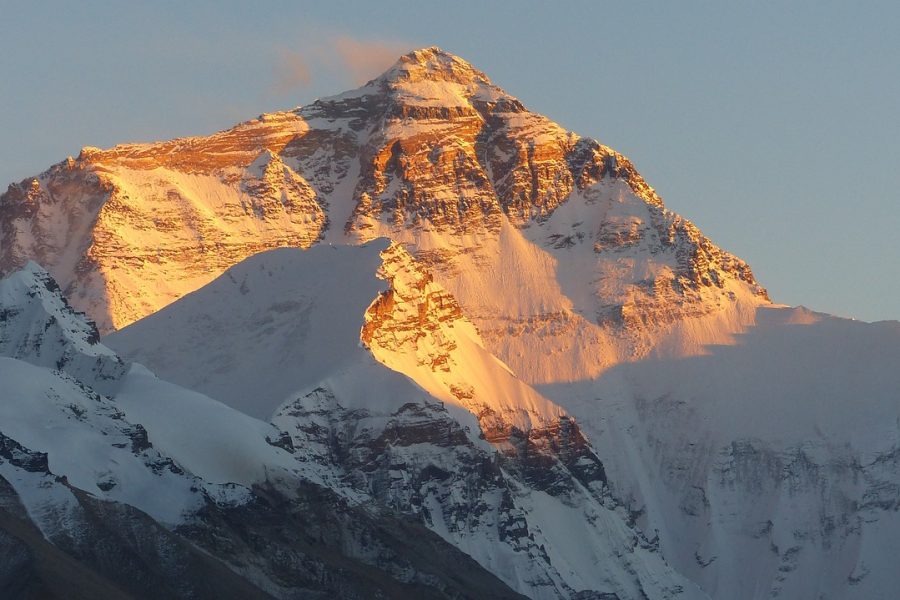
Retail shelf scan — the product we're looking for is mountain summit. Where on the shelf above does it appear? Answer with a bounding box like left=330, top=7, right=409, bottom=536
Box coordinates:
left=372, top=46, right=493, bottom=85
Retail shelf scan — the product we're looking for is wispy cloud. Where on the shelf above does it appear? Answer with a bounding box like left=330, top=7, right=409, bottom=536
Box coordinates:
left=272, top=49, right=312, bottom=95
left=330, top=36, right=410, bottom=85
left=271, top=35, right=411, bottom=95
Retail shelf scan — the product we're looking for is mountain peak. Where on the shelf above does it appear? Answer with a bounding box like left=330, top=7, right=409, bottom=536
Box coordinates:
left=0, top=262, right=123, bottom=390
left=374, top=46, right=491, bottom=87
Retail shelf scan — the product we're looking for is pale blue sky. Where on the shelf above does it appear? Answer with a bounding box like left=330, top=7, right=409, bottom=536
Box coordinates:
left=2, top=1, right=898, bottom=321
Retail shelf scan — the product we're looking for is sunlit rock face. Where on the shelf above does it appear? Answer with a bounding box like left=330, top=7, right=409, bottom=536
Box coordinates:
left=0, top=47, right=766, bottom=385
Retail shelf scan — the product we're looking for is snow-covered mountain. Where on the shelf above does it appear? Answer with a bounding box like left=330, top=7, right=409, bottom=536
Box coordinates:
left=0, top=48, right=764, bottom=373
left=107, top=240, right=705, bottom=599
left=2, top=47, right=899, bottom=599
left=0, top=263, right=531, bottom=599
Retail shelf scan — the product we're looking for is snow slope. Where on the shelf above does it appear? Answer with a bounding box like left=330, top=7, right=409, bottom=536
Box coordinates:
left=106, top=239, right=561, bottom=430
left=539, top=306, right=900, bottom=599
left=0, top=357, right=206, bottom=526
left=0, top=263, right=297, bottom=505
left=108, top=241, right=390, bottom=419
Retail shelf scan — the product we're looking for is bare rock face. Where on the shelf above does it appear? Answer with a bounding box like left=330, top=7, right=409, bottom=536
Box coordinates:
left=271, top=385, right=692, bottom=600
left=361, top=243, right=466, bottom=376
left=332, top=48, right=664, bottom=231
left=240, top=149, right=326, bottom=235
